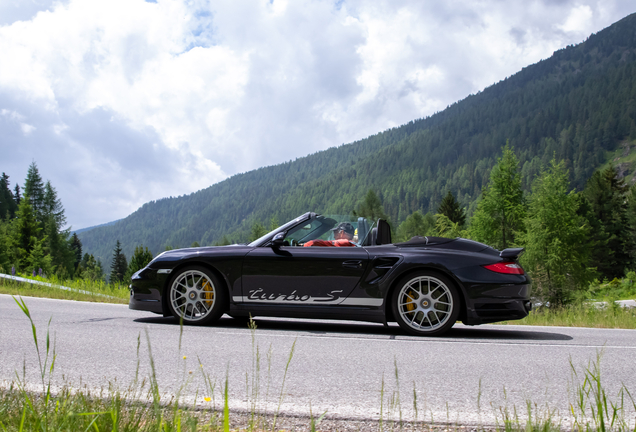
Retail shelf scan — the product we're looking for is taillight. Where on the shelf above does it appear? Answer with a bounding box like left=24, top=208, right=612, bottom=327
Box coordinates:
left=483, top=262, right=525, bottom=275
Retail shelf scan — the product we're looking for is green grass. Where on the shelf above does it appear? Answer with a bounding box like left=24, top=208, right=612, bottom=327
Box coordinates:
left=588, top=273, right=636, bottom=302
left=0, top=274, right=128, bottom=304
left=499, top=273, right=636, bottom=329
left=502, top=303, right=636, bottom=329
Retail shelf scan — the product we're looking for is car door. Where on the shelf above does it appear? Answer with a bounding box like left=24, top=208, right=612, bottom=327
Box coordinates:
left=240, top=246, right=370, bottom=305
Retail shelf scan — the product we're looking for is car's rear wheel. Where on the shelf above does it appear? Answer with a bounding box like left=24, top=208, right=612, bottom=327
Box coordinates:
left=392, top=271, right=460, bottom=336
left=167, top=266, right=225, bottom=325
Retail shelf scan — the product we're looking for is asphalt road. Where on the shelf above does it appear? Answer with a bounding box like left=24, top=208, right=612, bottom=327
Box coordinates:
left=1, top=294, right=635, bottom=425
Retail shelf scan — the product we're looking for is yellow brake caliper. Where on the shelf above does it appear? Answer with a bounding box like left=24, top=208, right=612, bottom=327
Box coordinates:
left=405, top=289, right=416, bottom=313
left=202, top=279, right=214, bottom=306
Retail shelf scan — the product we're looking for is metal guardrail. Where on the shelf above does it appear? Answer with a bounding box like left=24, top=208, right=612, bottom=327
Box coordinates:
left=0, top=273, right=121, bottom=300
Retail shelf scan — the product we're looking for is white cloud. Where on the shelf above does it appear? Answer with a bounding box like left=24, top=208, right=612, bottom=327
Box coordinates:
left=1, top=0, right=635, bottom=228
left=1, top=108, right=35, bottom=135
left=560, top=5, right=594, bottom=33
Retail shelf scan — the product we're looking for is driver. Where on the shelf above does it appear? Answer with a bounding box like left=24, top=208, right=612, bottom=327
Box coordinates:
left=303, top=222, right=356, bottom=247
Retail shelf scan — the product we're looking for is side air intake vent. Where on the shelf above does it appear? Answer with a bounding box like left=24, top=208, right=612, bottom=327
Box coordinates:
left=364, top=257, right=401, bottom=284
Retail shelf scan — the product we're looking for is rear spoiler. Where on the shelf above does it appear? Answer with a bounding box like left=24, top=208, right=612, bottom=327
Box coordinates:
left=500, top=247, right=524, bottom=260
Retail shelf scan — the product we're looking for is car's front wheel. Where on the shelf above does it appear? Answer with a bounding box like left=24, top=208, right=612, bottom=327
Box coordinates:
left=167, top=266, right=226, bottom=325
left=392, top=271, right=460, bottom=336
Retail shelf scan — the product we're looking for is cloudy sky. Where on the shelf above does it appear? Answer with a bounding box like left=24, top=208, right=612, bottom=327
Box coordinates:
left=2, top=0, right=635, bottom=229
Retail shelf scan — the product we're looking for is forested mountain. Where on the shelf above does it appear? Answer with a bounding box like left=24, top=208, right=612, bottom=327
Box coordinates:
left=80, top=13, right=636, bottom=266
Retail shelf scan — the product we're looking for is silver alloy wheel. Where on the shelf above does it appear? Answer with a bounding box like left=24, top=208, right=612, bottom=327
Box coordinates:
left=169, top=269, right=216, bottom=322
left=396, top=275, right=454, bottom=332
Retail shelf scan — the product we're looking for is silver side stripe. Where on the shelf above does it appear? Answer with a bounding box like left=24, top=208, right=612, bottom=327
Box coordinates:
left=340, top=298, right=384, bottom=306
left=232, top=296, right=383, bottom=307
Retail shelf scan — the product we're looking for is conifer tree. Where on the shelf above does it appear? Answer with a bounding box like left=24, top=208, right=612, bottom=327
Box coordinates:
left=0, top=173, right=17, bottom=219
left=27, top=238, right=52, bottom=275
left=627, top=184, right=636, bottom=259
left=78, top=253, right=104, bottom=281
left=353, top=189, right=389, bottom=221
left=43, top=181, right=66, bottom=230
left=437, top=191, right=466, bottom=227
left=582, top=165, right=634, bottom=279
left=434, top=214, right=467, bottom=238
left=126, top=245, right=153, bottom=280
left=13, top=195, right=41, bottom=270
left=520, top=159, right=594, bottom=306
left=249, top=222, right=267, bottom=242
left=469, top=145, right=525, bottom=249
left=269, top=216, right=279, bottom=231
left=13, top=184, right=21, bottom=205
left=109, top=240, right=128, bottom=283
left=70, top=233, right=83, bottom=269
left=24, top=162, right=45, bottom=225
left=0, top=219, right=11, bottom=272
left=44, top=217, right=73, bottom=277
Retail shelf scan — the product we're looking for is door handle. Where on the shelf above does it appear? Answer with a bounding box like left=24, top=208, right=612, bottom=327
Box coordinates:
left=342, top=260, right=363, bottom=269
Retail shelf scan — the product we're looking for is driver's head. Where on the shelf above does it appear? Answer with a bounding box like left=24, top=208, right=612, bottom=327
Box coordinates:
left=331, top=222, right=355, bottom=241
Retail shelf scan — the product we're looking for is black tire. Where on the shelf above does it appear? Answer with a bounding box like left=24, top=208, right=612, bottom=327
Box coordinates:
left=167, top=266, right=226, bottom=325
left=392, top=271, right=460, bottom=336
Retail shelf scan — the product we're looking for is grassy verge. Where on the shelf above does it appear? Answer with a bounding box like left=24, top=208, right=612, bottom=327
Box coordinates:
left=0, top=274, right=128, bottom=304
left=501, top=303, right=636, bottom=329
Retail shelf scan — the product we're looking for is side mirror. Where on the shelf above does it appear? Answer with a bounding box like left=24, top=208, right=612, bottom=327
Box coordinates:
left=271, top=232, right=285, bottom=248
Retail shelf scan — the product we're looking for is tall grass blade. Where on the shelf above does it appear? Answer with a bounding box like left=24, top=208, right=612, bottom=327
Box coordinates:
left=272, top=338, right=296, bottom=431
left=224, top=365, right=230, bottom=432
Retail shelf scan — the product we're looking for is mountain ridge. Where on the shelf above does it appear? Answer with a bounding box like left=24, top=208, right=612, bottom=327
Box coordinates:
left=79, top=12, right=636, bottom=267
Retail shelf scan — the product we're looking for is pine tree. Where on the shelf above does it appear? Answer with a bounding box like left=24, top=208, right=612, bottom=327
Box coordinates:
left=0, top=219, right=11, bottom=272
left=437, top=191, right=466, bottom=227
left=627, top=184, right=636, bottom=260
left=353, top=189, right=389, bottom=221
left=44, top=217, right=74, bottom=278
left=12, top=195, right=41, bottom=270
left=70, top=233, right=83, bottom=270
left=0, top=173, right=17, bottom=219
left=24, top=162, right=45, bottom=226
left=583, top=165, right=634, bottom=279
left=520, top=159, right=594, bottom=306
left=109, top=240, right=128, bottom=283
left=249, top=222, right=267, bottom=242
left=126, top=245, right=153, bottom=280
left=434, top=214, right=467, bottom=238
left=469, top=145, right=525, bottom=249
left=27, top=237, right=52, bottom=276
left=78, top=253, right=104, bottom=281
left=43, top=181, right=66, bottom=230
left=13, top=184, right=21, bottom=205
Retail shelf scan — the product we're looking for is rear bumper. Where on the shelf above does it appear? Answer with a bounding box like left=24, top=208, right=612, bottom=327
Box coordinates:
left=463, top=298, right=532, bottom=325
left=461, top=280, right=532, bottom=325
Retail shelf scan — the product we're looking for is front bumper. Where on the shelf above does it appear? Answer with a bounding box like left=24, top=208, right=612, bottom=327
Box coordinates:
left=128, top=267, right=168, bottom=314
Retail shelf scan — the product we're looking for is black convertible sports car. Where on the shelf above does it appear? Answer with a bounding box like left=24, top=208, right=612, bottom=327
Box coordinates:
left=129, top=212, right=531, bottom=336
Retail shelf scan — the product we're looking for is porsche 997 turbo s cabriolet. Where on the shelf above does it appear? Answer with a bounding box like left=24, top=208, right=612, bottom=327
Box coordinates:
left=129, top=212, right=532, bottom=336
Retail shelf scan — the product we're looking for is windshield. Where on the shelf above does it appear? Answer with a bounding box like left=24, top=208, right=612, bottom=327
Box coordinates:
left=247, top=213, right=311, bottom=247
left=249, top=213, right=376, bottom=247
